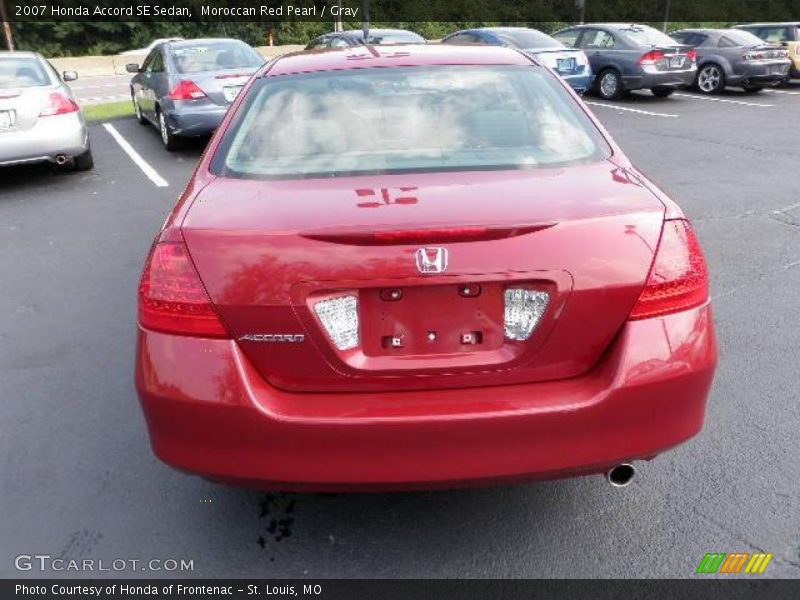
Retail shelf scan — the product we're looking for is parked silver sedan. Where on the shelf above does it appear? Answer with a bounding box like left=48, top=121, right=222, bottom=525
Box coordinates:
left=552, top=23, right=696, bottom=100
left=671, top=28, right=791, bottom=93
left=0, top=51, right=92, bottom=170
left=127, top=38, right=264, bottom=151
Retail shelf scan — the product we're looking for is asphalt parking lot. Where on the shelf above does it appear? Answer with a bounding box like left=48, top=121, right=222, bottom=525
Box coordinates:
left=1, top=85, right=799, bottom=579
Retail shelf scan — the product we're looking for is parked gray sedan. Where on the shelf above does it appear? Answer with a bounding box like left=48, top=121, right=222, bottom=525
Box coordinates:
left=127, top=38, right=265, bottom=151
left=552, top=23, right=696, bottom=99
left=671, top=28, right=791, bottom=93
left=0, top=51, right=92, bottom=170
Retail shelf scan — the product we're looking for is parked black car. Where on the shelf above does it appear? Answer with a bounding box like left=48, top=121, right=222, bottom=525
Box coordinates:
left=552, top=23, right=696, bottom=99
left=670, top=28, right=791, bottom=93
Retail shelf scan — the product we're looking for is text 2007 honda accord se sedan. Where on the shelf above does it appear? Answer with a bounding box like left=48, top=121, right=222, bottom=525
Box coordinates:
left=135, top=45, right=717, bottom=491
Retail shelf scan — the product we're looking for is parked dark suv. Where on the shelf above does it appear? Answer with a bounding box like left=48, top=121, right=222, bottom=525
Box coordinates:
left=552, top=23, right=696, bottom=99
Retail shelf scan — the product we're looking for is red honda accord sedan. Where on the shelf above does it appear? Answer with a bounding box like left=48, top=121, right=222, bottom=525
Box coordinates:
left=135, top=44, right=717, bottom=491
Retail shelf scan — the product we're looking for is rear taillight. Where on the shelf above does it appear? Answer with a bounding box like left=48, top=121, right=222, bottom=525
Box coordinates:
left=629, top=219, right=709, bottom=320
left=686, top=49, right=697, bottom=61
left=138, top=241, right=227, bottom=337
left=167, top=80, right=206, bottom=100
left=39, top=92, right=79, bottom=117
left=638, top=50, right=665, bottom=65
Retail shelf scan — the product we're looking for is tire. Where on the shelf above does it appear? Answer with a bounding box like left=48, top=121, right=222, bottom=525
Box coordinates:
left=696, top=63, right=725, bottom=94
left=72, top=147, right=94, bottom=171
left=595, top=69, right=625, bottom=100
left=742, top=84, right=764, bottom=94
left=651, top=86, right=675, bottom=98
left=133, top=96, right=146, bottom=125
left=157, top=108, right=182, bottom=152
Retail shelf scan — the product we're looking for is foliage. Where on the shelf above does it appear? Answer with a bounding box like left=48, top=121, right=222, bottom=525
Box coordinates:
left=11, top=19, right=737, bottom=57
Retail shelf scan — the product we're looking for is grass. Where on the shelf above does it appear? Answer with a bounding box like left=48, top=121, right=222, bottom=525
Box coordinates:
left=82, top=100, right=134, bottom=122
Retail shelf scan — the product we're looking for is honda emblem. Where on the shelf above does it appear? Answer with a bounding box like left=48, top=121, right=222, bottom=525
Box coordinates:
left=415, top=247, right=448, bottom=274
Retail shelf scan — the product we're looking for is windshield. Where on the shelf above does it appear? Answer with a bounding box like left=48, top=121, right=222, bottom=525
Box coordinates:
left=212, top=65, right=610, bottom=179
left=496, top=29, right=563, bottom=49
left=618, top=25, right=681, bottom=47
left=0, top=57, right=50, bottom=89
left=723, top=30, right=768, bottom=46
left=173, top=42, right=263, bottom=74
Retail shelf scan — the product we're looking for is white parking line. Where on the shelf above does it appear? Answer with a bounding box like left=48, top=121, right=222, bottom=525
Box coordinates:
left=584, top=101, right=678, bottom=118
left=673, top=93, right=774, bottom=107
left=763, top=88, right=800, bottom=95
left=102, top=123, right=169, bottom=188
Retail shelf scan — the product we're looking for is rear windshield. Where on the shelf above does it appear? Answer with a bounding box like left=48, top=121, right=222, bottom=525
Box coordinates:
left=0, top=57, right=50, bottom=89
left=363, top=31, right=426, bottom=44
left=496, top=29, right=563, bottom=49
left=721, top=30, right=765, bottom=46
left=618, top=25, right=681, bottom=47
left=211, top=65, right=610, bottom=180
left=173, top=42, right=263, bottom=74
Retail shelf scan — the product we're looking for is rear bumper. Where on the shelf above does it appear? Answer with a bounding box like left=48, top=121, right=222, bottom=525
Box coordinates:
left=729, top=61, right=792, bottom=85
left=135, top=304, right=717, bottom=491
left=166, top=102, right=227, bottom=137
left=562, top=72, right=594, bottom=93
left=624, top=69, right=696, bottom=91
left=0, top=112, right=88, bottom=166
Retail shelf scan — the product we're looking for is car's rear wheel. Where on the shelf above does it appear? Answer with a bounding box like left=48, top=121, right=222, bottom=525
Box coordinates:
left=72, top=147, right=94, bottom=171
left=157, top=108, right=181, bottom=151
left=133, top=96, right=146, bottom=125
left=596, top=69, right=625, bottom=100
left=651, top=86, right=675, bottom=98
left=696, top=64, right=724, bottom=94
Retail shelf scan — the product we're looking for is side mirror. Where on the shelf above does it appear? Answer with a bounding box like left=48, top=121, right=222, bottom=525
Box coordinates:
left=125, top=63, right=141, bottom=73
left=62, top=70, right=78, bottom=82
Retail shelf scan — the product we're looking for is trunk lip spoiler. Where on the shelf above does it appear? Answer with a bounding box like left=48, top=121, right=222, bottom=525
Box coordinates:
left=300, top=222, right=557, bottom=245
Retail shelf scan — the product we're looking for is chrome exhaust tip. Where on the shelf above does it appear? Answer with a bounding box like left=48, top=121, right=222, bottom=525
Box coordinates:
left=54, top=154, right=68, bottom=165
left=606, top=463, right=635, bottom=488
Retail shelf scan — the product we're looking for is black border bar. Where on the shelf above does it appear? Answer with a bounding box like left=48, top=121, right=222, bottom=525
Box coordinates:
left=4, top=579, right=800, bottom=600
left=6, top=0, right=800, bottom=23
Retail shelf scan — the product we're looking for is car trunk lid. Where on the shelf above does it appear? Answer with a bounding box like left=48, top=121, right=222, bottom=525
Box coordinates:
left=186, top=69, right=257, bottom=106
left=0, top=85, right=54, bottom=132
left=182, top=161, right=666, bottom=392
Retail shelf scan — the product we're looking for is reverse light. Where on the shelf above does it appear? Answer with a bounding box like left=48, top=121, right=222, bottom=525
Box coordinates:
left=138, top=241, right=227, bottom=337
left=39, top=92, right=79, bottom=117
left=629, top=219, right=709, bottom=320
left=314, top=295, right=359, bottom=350
left=168, top=80, right=206, bottom=100
left=503, top=289, right=550, bottom=341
